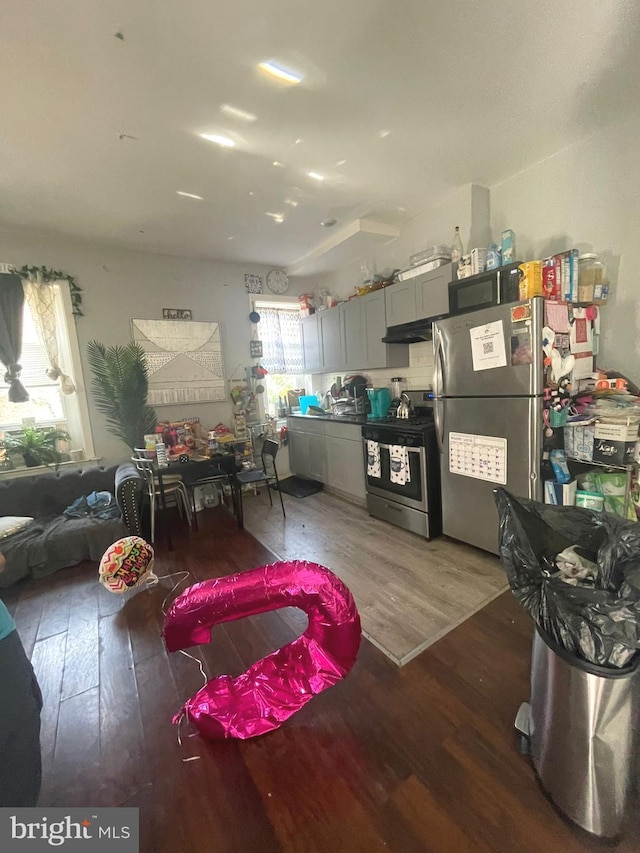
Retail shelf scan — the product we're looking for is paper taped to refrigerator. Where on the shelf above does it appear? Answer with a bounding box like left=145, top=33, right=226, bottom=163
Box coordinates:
left=449, top=432, right=507, bottom=485
left=469, top=321, right=507, bottom=371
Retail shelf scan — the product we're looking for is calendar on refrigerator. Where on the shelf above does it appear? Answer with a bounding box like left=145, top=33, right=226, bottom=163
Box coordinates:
left=448, top=432, right=507, bottom=485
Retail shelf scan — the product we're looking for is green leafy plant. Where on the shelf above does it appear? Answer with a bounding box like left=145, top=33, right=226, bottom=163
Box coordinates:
left=87, top=341, right=157, bottom=452
left=5, top=427, right=71, bottom=468
left=17, top=265, right=83, bottom=316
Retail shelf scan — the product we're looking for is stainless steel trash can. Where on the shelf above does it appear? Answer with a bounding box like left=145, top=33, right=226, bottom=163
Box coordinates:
left=516, top=627, right=640, bottom=838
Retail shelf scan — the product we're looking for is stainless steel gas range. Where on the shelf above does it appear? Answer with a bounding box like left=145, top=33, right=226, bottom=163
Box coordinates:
left=361, top=390, right=442, bottom=539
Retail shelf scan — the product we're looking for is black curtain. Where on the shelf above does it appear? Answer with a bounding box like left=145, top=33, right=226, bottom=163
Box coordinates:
left=0, top=273, right=29, bottom=402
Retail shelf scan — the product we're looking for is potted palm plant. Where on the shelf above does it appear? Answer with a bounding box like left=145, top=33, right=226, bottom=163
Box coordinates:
left=86, top=341, right=158, bottom=452
left=5, top=427, right=71, bottom=468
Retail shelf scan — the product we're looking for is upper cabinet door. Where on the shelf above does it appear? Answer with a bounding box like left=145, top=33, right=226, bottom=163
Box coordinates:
left=362, top=290, right=387, bottom=367
left=341, top=300, right=365, bottom=370
left=319, top=308, right=343, bottom=372
left=385, top=279, right=417, bottom=327
left=415, top=263, right=452, bottom=321
left=301, top=314, right=321, bottom=373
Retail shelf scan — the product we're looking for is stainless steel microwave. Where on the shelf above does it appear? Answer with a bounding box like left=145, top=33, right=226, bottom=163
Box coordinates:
left=448, top=261, right=520, bottom=316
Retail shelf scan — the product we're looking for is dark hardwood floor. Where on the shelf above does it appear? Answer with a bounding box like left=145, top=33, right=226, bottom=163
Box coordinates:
left=3, top=506, right=638, bottom=852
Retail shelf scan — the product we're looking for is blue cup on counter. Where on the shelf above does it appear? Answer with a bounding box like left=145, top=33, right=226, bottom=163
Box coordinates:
left=366, top=388, right=391, bottom=419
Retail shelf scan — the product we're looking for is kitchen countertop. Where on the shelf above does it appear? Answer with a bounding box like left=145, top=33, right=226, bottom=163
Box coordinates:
left=287, top=413, right=367, bottom=424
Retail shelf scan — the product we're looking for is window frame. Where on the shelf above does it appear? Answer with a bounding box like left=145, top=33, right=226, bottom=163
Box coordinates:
left=0, top=280, right=95, bottom=472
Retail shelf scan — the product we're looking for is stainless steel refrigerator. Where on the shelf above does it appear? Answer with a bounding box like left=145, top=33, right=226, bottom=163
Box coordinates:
left=433, top=298, right=544, bottom=554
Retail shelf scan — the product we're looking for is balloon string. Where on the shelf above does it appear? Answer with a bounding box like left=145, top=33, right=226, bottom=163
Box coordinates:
left=175, top=707, right=202, bottom=762
left=154, top=570, right=193, bottom=614
left=178, top=648, right=208, bottom=686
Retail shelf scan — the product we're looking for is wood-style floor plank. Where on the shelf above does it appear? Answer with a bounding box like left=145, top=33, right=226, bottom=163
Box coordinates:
left=6, top=504, right=639, bottom=852
left=242, top=488, right=508, bottom=663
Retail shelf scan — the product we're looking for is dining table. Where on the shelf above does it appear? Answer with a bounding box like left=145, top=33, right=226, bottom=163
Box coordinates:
left=153, top=451, right=244, bottom=548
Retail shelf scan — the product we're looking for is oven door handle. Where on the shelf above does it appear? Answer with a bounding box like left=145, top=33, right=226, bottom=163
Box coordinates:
left=365, top=442, right=422, bottom=452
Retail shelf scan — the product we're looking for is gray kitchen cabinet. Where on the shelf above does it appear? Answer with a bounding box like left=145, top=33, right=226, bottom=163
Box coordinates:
left=384, top=263, right=453, bottom=326
left=415, top=264, right=451, bottom=320
left=287, top=417, right=326, bottom=482
left=385, top=279, right=416, bottom=327
left=319, top=308, right=343, bottom=372
left=340, top=290, right=409, bottom=371
left=301, top=314, right=321, bottom=372
left=288, top=428, right=308, bottom=476
left=340, top=299, right=365, bottom=368
left=325, top=421, right=365, bottom=501
left=307, top=433, right=327, bottom=482
left=362, top=289, right=409, bottom=368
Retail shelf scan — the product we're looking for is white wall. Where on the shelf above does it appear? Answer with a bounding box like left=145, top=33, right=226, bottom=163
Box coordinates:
left=302, top=183, right=489, bottom=300
left=490, top=111, right=640, bottom=379
left=293, top=183, right=491, bottom=399
left=0, top=228, right=307, bottom=463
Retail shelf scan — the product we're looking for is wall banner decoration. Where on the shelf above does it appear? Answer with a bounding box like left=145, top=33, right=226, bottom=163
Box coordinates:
left=162, top=308, right=192, bottom=320
left=244, top=274, right=263, bottom=294
left=132, top=318, right=226, bottom=405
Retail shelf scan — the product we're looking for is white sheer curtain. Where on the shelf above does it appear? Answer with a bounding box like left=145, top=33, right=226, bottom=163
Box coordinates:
left=21, top=274, right=76, bottom=395
left=258, top=307, right=304, bottom=374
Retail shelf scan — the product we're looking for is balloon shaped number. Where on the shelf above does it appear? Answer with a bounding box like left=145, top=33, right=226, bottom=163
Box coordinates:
left=163, top=561, right=361, bottom=739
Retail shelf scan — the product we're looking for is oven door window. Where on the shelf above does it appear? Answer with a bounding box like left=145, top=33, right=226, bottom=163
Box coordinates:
left=368, top=445, right=423, bottom=503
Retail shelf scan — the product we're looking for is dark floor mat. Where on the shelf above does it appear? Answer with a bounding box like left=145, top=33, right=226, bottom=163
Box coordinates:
left=274, top=476, right=324, bottom=498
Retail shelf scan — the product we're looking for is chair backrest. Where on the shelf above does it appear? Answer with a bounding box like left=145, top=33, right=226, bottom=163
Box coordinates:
left=261, top=439, right=279, bottom=475
left=131, top=455, right=156, bottom=497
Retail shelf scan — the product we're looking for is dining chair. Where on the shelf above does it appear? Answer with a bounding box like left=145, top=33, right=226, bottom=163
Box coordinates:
left=131, top=455, right=192, bottom=543
left=185, top=469, right=231, bottom=531
left=236, top=439, right=285, bottom=517
left=134, top=448, right=184, bottom=485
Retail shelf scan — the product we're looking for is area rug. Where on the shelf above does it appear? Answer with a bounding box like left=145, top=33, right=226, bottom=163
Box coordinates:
left=274, top=476, right=324, bottom=499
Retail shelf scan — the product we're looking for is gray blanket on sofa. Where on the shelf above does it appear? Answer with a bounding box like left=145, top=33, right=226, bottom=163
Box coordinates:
left=0, top=515, right=126, bottom=588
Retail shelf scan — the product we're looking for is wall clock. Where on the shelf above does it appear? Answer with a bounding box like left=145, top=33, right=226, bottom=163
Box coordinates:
left=266, top=268, right=289, bottom=294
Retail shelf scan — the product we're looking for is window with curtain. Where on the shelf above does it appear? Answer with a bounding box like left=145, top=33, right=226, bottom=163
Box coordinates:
left=257, top=306, right=304, bottom=375
left=0, top=279, right=94, bottom=463
left=255, top=302, right=308, bottom=417
left=0, top=303, right=64, bottom=426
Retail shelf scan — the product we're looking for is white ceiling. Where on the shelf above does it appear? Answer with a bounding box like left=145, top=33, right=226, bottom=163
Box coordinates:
left=0, top=0, right=638, bottom=271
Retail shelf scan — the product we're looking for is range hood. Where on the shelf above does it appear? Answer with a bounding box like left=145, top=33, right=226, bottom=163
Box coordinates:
left=382, top=319, right=433, bottom=344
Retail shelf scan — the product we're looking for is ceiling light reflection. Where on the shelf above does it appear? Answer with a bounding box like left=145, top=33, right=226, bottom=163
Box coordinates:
left=176, top=191, right=204, bottom=200
left=307, top=171, right=325, bottom=181
left=199, top=133, right=235, bottom=148
left=258, top=61, right=303, bottom=84
left=220, top=104, right=257, bottom=122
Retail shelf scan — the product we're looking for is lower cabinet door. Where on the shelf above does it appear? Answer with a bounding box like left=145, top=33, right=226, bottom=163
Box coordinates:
left=288, top=431, right=308, bottom=477
left=326, top=436, right=366, bottom=499
left=307, top=433, right=327, bottom=483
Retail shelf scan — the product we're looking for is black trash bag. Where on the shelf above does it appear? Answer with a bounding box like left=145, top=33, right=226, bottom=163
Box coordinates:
left=494, top=488, right=640, bottom=668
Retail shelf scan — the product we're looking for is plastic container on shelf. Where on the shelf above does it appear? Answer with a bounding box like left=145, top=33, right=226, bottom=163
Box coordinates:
left=578, top=254, right=609, bottom=303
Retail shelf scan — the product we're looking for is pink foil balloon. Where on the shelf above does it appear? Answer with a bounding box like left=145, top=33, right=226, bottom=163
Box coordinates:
left=163, top=561, right=361, bottom=739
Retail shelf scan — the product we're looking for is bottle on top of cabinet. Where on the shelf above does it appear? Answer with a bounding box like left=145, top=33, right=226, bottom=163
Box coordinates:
left=451, top=226, right=464, bottom=264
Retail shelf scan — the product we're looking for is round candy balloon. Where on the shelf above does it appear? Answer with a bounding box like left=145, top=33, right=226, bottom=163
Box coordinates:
left=99, top=536, right=156, bottom=594
left=163, top=560, right=361, bottom=739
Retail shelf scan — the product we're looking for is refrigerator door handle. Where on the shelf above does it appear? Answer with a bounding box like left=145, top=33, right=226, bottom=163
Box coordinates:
left=433, top=324, right=445, bottom=398
left=528, top=397, right=542, bottom=500
left=434, top=398, right=444, bottom=453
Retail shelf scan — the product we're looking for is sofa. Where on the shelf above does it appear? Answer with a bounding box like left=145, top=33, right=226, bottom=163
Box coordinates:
left=0, top=463, right=143, bottom=588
